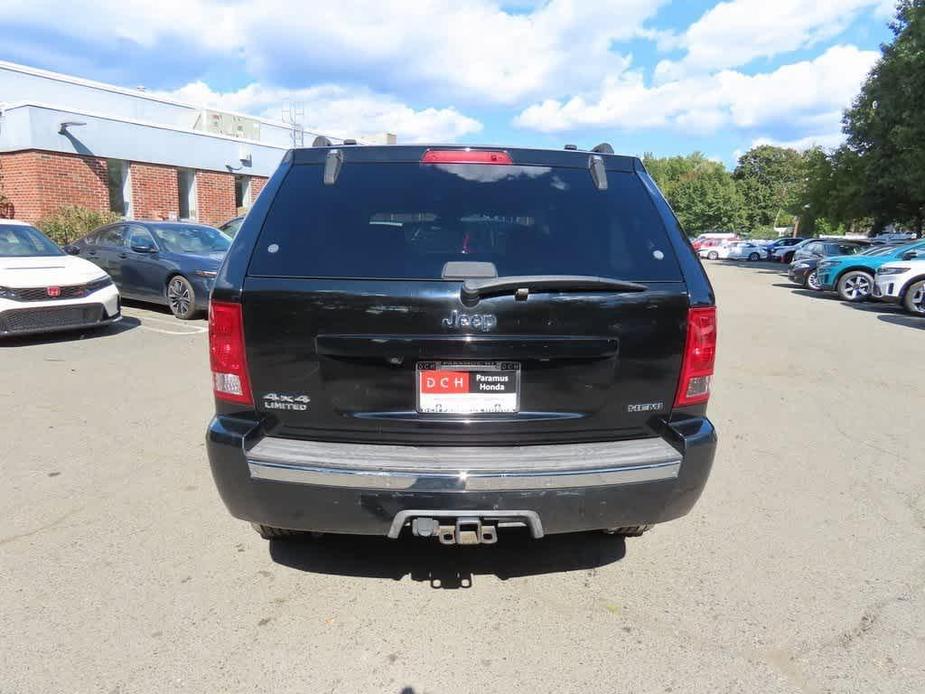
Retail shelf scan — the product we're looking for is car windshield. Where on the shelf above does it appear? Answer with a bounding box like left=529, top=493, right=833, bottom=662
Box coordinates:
left=151, top=225, right=230, bottom=254
left=0, top=223, right=64, bottom=257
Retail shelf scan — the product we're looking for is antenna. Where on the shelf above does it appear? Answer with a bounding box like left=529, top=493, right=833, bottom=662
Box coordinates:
left=281, top=100, right=306, bottom=148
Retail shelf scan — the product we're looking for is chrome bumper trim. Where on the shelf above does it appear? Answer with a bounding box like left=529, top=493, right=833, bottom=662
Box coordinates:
left=246, top=437, right=682, bottom=491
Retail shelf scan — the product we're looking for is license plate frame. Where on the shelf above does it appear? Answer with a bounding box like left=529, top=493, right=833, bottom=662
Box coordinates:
left=416, top=360, right=521, bottom=415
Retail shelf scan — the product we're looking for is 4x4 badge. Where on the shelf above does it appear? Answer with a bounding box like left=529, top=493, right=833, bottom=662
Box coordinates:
left=441, top=310, right=497, bottom=332
left=262, top=393, right=311, bottom=411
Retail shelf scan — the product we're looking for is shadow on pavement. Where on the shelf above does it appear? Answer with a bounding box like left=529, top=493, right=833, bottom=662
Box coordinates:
left=877, top=314, right=925, bottom=330
left=0, top=316, right=140, bottom=347
left=269, top=529, right=627, bottom=588
left=772, top=285, right=925, bottom=327
left=787, top=288, right=834, bottom=299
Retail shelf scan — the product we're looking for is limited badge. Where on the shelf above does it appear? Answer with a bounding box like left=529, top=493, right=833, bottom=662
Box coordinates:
left=262, top=393, right=311, bottom=411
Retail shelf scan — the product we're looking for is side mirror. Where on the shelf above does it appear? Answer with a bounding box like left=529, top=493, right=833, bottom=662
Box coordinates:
left=901, top=250, right=920, bottom=260
left=64, top=245, right=80, bottom=255
left=131, top=243, right=156, bottom=254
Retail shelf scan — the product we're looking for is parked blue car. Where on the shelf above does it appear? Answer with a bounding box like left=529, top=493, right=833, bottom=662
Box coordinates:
left=816, top=240, right=925, bottom=302
left=66, top=221, right=230, bottom=319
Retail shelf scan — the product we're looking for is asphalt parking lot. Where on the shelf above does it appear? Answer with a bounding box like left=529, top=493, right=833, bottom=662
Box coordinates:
left=2, top=264, right=923, bottom=694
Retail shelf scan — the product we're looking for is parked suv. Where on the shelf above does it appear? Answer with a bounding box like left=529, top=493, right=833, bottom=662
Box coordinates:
left=873, top=258, right=925, bottom=315
left=816, top=241, right=925, bottom=302
left=205, top=144, right=718, bottom=544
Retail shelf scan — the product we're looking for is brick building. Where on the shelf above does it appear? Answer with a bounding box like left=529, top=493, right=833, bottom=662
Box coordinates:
left=0, top=61, right=358, bottom=226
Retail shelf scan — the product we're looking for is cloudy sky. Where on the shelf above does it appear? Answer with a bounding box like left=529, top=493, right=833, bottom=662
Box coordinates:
left=0, top=0, right=894, bottom=163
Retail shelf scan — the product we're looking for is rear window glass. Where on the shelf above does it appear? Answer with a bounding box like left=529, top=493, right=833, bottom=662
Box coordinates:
left=249, top=163, right=682, bottom=281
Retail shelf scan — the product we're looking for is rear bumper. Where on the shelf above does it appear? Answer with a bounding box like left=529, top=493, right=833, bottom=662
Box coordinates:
left=206, top=416, right=717, bottom=536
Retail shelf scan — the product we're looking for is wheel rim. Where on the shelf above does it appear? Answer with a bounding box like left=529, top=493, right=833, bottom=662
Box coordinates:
left=807, top=271, right=820, bottom=290
left=167, top=278, right=191, bottom=315
left=749, top=253, right=758, bottom=261
left=911, top=284, right=925, bottom=314
left=842, top=274, right=871, bottom=299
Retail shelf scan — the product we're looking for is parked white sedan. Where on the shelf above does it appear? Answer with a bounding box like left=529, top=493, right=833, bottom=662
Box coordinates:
left=873, top=258, right=925, bottom=316
left=0, top=220, right=121, bottom=336
left=699, top=241, right=769, bottom=261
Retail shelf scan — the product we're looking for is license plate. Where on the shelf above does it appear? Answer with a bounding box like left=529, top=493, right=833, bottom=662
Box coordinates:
left=416, top=361, right=520, bottom=414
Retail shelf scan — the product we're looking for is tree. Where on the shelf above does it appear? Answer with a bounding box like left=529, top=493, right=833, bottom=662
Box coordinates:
left=842, top=0, right=925, bottom=234
left=643, top=152, right=744, bottom=234
left=732, top=145, right=805, bottom=232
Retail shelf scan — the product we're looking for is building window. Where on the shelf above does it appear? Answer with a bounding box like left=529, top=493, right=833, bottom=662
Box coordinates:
left=178, top=169, right=197, bottom=220
left=107, top=160, right=132, bottom=217
left=234, top=175, right=252, bottom=211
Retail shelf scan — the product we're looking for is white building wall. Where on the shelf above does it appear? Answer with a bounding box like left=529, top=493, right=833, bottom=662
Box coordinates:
left=1, top=104, right=287, bottom=177
left=0, top=61, right=350, bottom=176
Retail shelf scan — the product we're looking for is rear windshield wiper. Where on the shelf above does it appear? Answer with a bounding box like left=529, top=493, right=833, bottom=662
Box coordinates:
left=461, top=275, right=647, bottom=306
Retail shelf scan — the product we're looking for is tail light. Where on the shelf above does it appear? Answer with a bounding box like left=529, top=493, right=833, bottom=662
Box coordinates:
left=209, top=301, right=253, bottom=405
left=421, top=149, right=513, bottom=165
left=674, top=306, right=717, bottom=407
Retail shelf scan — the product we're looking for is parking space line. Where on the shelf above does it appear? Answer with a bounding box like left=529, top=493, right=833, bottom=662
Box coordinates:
left=138, top=324, right=207, bottom=336
left=121, top=309, right=208, bottom=335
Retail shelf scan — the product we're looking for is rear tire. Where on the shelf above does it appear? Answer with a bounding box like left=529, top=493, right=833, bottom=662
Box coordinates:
left=837, top=271, right=873, bottom=302
left=251, top=523, right=306, bottom=540
left=166, top=275, right=198, bottom=320
left=748, top=252, right=759, bottom=261
left=903, top=279, right=925, bottom=315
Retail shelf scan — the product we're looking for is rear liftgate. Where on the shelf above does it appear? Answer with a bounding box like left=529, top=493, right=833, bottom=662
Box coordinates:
left=391, top=510, right=544, bottom=545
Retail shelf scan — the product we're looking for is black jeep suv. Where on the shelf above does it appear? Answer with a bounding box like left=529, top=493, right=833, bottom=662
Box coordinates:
left=206, top=143, right=717, bottom=545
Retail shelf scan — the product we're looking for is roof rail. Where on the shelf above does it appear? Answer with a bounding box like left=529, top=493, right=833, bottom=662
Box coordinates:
left=312, top=135, right=333, bottom=147
left=591, top=142, right=614, bottom=154
left=564, top=144, right=578, bottom=150
left=343, top=139, right=357, bottom=145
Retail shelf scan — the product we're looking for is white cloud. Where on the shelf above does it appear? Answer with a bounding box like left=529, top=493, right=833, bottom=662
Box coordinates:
left=156, top=82, right=483, bottom=143
left=0, top=0, right=668, bottom=105
left=655, top=0, right=887, bottom=81
left=751, top=132, right=846, bottom=151
left=0, top=0, right=890, bottom=155
left=515, top=44, right=878, bottom=135
left=875, top=0, right=899, bottom=18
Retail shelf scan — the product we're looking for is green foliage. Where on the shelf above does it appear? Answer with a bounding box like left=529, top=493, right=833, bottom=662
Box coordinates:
left=841, top=0, right=925, bottom=232
left=733, top=145, right=805, bottom=230
left=643, top=152, right=744, bottom=234
left=37, top=206, right=120, bottom=245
